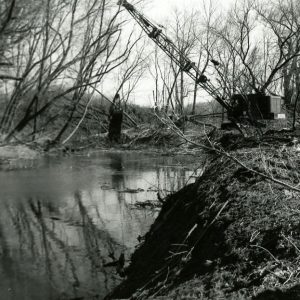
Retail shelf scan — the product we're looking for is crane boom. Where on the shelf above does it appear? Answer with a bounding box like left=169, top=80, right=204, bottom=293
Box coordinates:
left=117, top=0, right=231, bottom=111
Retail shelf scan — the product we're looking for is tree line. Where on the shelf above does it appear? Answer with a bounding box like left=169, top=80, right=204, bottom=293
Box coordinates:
left=0, top=0, right=300, bottom=144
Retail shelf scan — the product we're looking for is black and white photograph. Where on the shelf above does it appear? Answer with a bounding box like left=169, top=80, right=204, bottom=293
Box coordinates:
left=0, top=0, right=300, bottom=299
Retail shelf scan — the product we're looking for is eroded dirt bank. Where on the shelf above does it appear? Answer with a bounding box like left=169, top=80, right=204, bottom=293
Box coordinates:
left=106, top=140, right=300, bottom=300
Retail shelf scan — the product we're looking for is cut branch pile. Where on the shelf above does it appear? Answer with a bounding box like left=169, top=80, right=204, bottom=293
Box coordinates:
left=126, top=124, right=181, bottom=147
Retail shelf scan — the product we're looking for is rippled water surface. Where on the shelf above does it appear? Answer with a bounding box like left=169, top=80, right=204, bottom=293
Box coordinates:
left=0, top=151, right=198, bottom=300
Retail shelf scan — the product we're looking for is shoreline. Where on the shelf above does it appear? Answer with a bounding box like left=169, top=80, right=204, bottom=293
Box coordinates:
left=106, top=136, right=300, bottom=299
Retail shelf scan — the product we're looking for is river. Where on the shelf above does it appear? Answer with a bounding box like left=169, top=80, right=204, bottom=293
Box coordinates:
left=0, top=151, right=199, bottom=300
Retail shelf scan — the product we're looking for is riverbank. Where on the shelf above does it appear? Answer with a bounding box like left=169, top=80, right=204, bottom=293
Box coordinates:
left=2, top=127, right=300, bottom=299
left=0, top=144, right=41, bottom=170
left=106, top=134, right=300, bottom=299
left=0, top=122, right=201, bottom=169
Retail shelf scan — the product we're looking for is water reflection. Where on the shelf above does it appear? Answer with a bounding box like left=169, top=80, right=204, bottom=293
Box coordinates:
left=0, top=151, right=197, bottom=299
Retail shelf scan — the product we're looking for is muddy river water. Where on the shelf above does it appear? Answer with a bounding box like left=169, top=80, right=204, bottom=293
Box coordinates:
left=0, top=151, right=199, bottom=300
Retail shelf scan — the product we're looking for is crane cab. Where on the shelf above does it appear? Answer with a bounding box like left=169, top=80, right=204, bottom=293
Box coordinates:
left=228, top=94, right=286, bottom=120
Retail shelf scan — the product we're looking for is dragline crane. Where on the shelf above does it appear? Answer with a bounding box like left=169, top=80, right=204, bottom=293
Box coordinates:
left=117, top=0, right=286, bottom=131
left=117, top=0, right=231, bottom=113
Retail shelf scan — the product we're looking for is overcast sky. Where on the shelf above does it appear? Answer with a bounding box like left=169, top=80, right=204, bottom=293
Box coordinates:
left=148, top=0, right=234, bottom=21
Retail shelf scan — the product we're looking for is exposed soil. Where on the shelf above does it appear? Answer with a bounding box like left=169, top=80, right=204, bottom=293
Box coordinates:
left=106, top=134, right=300, bottom=299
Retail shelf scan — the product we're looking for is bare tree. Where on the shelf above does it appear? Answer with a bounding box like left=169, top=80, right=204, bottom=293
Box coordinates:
left=191, top=0, right=219, bottom=115
left=0, top=0, right=146, bottom=143
left=0, top=0, right=42, bottom=79
left=209, top=0, right=300, bottom=104
left=147, top=8, right=202, bottom=119
left=113, top=33, right=148, bottom=106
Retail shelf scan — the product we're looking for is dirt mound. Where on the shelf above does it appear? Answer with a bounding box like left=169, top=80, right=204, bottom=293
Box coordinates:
left=106, top=144, right=300, bottom=299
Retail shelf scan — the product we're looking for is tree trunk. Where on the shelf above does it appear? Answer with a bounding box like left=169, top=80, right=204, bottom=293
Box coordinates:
left=108, top=109, right=123, bottom=142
